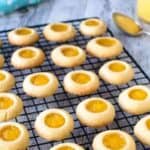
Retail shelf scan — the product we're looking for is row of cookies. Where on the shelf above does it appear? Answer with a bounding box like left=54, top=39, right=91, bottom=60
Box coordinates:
left=7, top=36, right=123, bottom=70
left=7, top=18, right=107, bottom=46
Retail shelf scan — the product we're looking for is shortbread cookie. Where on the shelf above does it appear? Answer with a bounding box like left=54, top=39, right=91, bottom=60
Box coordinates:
left=8, top=27, right=39, bottom=46
left=0, top=93, right=23, bottom=121
left=51, top=44, right=86, bottom=67
left=99, top=60, right=134, bottom=85
left=0, top=122, right=29, bottom=150
left=43, top=22, right=76, bottom=42
left=23, top=72, right=58, bottom=98
left=35, top=108, right=74, bottom=141
left=80, top=18, right=107, bottom=36
left=93, top=130, right=136, bottom=150
left=0, top=70, right=15, bottom=92
left=86, top=37, right=123, bottom=58
left=119, top=85, right=150, bottom=115
left=134, top=115, right=150, bottom=146
left=76, top=97, right=115, bottom=128
left=64, top=70, right=100, bottom=96
left=11, top=47, right=45, bottom=69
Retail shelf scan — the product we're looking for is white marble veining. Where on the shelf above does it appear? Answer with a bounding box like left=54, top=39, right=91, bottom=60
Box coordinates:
left=0, top=0, right=150, bottom=77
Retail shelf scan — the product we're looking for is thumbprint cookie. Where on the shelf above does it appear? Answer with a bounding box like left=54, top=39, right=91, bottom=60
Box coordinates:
left=99, top=60, right=134, bottom=85
left=0, top=93, right=23, bottom=121
left=51, top=44, right=86, bottom=67
left=64, top=70, right=100, bottom=96
left=50, top=143, right=84, bottom=150
left=43, top=22, right=76, bottom=42
left=80, top=18, right=107, bottom=37
left=23, top=72, right=58, bottom=98
left=0, top=122, right=29, bottom=150
left=119, top=85, right=150, bottom=115
left=35, top=108, right=74, bottom=141
left=11, top=47, right=45, bottom=69
left=0, top=70, right=15, bottom=92
left=86, top=37, right=123, bottom=59
left=8, top=27, right=39, bottom=46
left=93, top=130, right=136, bottom=150
left=134, top=115, right=150, bottom=146
left=76, top=97, right=115, bottom=128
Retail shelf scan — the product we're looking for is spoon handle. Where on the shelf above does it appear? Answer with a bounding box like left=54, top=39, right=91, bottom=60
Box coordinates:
left=142, top=30, right=150, bottom=36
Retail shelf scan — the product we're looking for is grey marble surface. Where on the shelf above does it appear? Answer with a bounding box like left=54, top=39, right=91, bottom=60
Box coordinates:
left=0, top=0, right=150, bottom=77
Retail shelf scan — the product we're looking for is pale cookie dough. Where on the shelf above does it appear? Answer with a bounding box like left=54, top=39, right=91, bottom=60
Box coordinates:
left=51, top=44, right=86, bottom=67
left=0, top=122, right=29, bottom=150
left=80, top=18, right=107, bottom=37
left=119, top=85, right=150, bottom=115
left=92, top=130, right=136, bottom=150
left=23, top=72, right=58, bottom=98
left=0, top=93, right=23, bottom=121
left=0, top=54, right=4, bottom=68
left=0, top=70, right=15, bottom=92
left=76, top=97, right=115, bottom=128
left=8, top=27, right=39, bottom=46
left=43, top=22, right=76, bottom=42
left=64, top=70, right=100, bottom=96
left=50, top=143, right=85, bottom=150
left=11, top=47, right=45, bottom=69
left=35, top=108, right=74, bottom=141
left=86, top=37, right=123, bottom=59
left=99, top=60, right=134, bottom=85
left=134, top=115, right=150, bottom=146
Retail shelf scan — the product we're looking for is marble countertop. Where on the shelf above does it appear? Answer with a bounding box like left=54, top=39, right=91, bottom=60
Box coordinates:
left=0, top=0, right=150, bottom=77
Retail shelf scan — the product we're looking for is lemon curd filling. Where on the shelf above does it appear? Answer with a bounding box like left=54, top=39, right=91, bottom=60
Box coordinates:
left=96, top=38, right=116, bottom=47
left=31, top=74, right=49, bottom=86
left=62, top=47, right=79, bottom=57
left=72, top=73, right=91, bottom=84
left=0, top=97, right=13, bottom=109
left=0, top=73, right=6, bottom=81
left=86, top=100, right=107, bottom=113
left=85, top=20, right=99, bottom=26
left=51, top=24, right=68, bottom=32
left=0, top=126, right=20, bottom=141
left=146, top=119, right=150, bottom=130
left=129, top=89, right=147, bottom=101
left=15, top=28, right=32, bottom=35
left=57, top=146, right=74, bottom=150
left=19, top=49, right=35, bottom=58
left=45, top=113, right=65, bottom=128
left=109, top=62, right=126, bottom=72
left=103, top=133, right=126, bottom=150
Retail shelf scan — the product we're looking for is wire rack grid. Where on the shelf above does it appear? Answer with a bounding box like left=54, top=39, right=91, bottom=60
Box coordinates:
left=0, top=18, right=150, bottom=150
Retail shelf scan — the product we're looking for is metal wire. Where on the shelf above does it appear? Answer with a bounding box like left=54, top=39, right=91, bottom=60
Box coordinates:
left=0, top=18, right=150, bottom=150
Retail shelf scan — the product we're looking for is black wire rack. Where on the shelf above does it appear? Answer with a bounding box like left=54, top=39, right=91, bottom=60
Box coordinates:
left=0, top=18, right=150, bottom=150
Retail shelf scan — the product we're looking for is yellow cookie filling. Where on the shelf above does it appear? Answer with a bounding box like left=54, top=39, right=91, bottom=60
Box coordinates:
left=86, top=100, right=107, bottom=113
left=62, top=47, right=79, bottom=57
left=146, top=119, right=150, bottom=130
left=31, top=74, right=49, bottom=86
left=129, top=89, right=147, bottom=100
left=57, top=146, right=74, bottom=150
left=15, top=28, right=32, bottom=35
left=45, top=113, right=65, bottom=128
left=0, top=97, right=13, bottom=109
left=85, top=20, right=99, bottom=26
left=19, top=49, right=35, bottom=58
left=72, top=73, right=91, bottom=84
left=51, top=24, right=68, bottom=32
left=0, top=126, right=20, bottom=141
left=103, top=133, right=126, bottom=150
left=109, top=62, right=126, bottom=72
left=96, top=38, right=116, bottom=47
left=0, top=72, right=6, bottom=81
